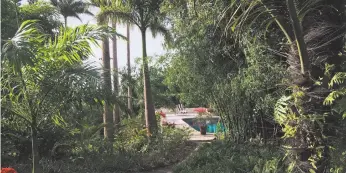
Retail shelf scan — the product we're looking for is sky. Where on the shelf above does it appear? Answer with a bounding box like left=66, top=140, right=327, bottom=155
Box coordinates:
left=21, top=0, right=166, bottom=69
left=68, top=7, right=166, bottom=69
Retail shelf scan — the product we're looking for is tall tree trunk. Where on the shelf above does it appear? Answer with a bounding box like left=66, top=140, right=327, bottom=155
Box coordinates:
left=127, top=23, right=133, bottom=114
left=141, top=28, right=158, bottom=136
left=31, top=115, right=42, bottom=173
left=112, top=21, right=120, bottom=131
left=64, top=16, right=67, bottom=28
left=102, top=37, right=114, bottom=141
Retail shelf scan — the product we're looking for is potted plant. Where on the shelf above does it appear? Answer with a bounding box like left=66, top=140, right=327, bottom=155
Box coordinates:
left=193, top=107, right=212, bottom=135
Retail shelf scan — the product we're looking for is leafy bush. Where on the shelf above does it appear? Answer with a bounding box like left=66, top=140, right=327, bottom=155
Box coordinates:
left=11, top=117, right=194, bottom=173
left=173, top=141, right=286, bottom=173
left=328, top=118, right=346, bottom=173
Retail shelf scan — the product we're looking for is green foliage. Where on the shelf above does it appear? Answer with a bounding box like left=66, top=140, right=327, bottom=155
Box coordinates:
left=164, top=0, right=287, bottom=141
left=1, top=0, right=19, bottom=42
left=328, top=118, right=346, bottom=173
left=214, top=120, right=225, bottom=140
left=50, top=0, right=93, bottom=26
left=114, top=116, right=148, bottom=151
left=324, top=72, right=346, bottom=118
left=173, top=141, right=286, bottom=173
left=119, top=57, right=180, bottom=113
left=20, top=1, right=62, bottom=35
left=11, top=117, right=193, bottom=173
left=1, top=20, right=122, bottom=172
left=2, top=0, right=346, bottom=173
left=219, top=0, right=345, bottom=171
left=1, top=0, right=62, bottom=45
left=164, top=1, right=236, bottom=106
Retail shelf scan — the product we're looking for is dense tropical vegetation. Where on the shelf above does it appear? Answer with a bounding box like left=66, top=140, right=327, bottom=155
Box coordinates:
left=1, top=0, right=346, bottom=173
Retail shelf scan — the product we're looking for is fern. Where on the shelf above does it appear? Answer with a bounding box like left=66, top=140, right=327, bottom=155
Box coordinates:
left=328, top=72, right=346, bottom=88
left=324, top=88, right=346, bottom=105
left=274, top=95, right=292, bottom=124
left=324, top=72, right=346, bottom=105
left=324, top=72, right=346, bottom=118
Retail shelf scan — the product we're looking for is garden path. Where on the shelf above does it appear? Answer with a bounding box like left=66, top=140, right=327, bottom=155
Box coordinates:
left=139, top=113, right=216, bottom=173
left=141, top=165, right=174, bottom=173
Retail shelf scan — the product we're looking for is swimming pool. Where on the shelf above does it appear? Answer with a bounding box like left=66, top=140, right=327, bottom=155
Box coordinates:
left=182, top=117, right=225, bottom=133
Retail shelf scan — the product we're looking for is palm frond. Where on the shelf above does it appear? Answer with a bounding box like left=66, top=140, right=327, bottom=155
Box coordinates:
left=219, top=0, right=293, bottom=43
left=50, top=0, right=58, bottom=6
left=97, top=7, right=138, bottom=26
left=36, top=62, right=119, bottom=114
left=50, top=0, right=93, bottom=21
left=72, top=13, right=83, bottom=22
left=70, top=1, right=94, bottom=16
left=148, top=22, right=172, bottom=44
left=1, top=20, right=46, bottom=73
left=83, top=9, right=95, bottom=16
left=47, top=24, right=123, bottom=62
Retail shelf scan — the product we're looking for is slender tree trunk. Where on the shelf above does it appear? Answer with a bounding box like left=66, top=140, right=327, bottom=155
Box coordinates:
left=287, top=0, right=309, bottom=75
left=141, top=28, right=158, bottom=136
left=102, top=37, right=114, bottom=141
left=112, top=21, right=120, bottom=132
left=127, top=23, right=133, bottom=114
left=64, top=16, right=67, bottom=28
left=31, top=115, right=42, bottom=173
left=19, top=70, right=42, bottom=173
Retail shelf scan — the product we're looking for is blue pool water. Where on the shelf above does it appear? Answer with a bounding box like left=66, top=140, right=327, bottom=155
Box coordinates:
left=182, top=118, right=225, bottom=133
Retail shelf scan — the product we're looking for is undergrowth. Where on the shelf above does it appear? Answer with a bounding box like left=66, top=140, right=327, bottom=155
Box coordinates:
left=173, top=141, right=286, bottom=173
left=9, top=117, right=195, bottom=173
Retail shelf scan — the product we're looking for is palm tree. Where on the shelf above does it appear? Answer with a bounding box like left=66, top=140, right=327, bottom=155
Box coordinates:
left=2, top=20, right=117, bottom=173
left=91, top=0, right=125, bottom=140
left=98, top=0, right=171, bottom=135
left=50, top=0, right=93, bottom=27
left=223, top=0, right=345, bottom=171
left=100, top=32, right=114, bottom=140
left=126, top=23, right=134, bottom=114
left=112, top=20, right=121, bottom=131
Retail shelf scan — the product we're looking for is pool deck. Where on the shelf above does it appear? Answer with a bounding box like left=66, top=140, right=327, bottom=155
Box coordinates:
left=165, top=113, right=216, bottom=142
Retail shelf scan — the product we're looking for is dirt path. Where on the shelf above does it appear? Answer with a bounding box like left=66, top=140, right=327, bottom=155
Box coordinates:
left=141, top=165, right=174, bottom=173
left=139, top=141, right=209, bottom=173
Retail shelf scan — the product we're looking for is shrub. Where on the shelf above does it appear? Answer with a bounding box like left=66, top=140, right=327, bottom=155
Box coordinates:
left=328, top=119, right=346, bottom=173
left=11, top=117, right=195, bottom=173
left=173, top=141, right=286, bottom=173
